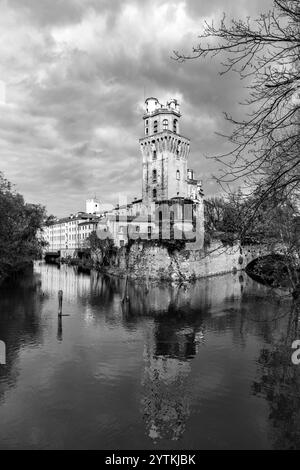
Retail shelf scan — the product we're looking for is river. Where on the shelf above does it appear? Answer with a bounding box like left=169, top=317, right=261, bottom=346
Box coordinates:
left=0, top=262, right=299, bottom=450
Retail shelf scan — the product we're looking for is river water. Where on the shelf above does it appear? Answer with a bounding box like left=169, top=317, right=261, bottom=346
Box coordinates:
left=0, top=262, right=299, bottom=450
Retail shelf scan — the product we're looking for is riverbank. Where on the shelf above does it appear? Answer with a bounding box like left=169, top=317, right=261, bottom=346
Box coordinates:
left=0, top=261, right=35, bottom=286
left=55, top=240, right=268, bottom=282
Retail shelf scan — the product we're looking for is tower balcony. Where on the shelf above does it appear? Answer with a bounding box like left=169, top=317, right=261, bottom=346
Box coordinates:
left=139, top=130, right=190, bottom=160
left=143, top=108, right=181, bottom=120
left=139, top=129, right=190, bottom=145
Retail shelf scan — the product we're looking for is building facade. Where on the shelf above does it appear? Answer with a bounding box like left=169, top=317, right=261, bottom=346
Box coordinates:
left=43, top=213, right=100, bottom=256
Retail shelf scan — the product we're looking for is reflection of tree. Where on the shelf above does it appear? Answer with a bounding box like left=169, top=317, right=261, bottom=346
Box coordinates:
left=252, top=301, right=300, bottom=449
left=0, top=273, right=46, bottom=402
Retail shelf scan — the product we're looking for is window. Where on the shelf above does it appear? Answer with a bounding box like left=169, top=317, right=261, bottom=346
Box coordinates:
left=136, top=226, right=140, bottom=233
left=152, top=169, right=157, bottom=182
left=151, top=142, right=156, bottom=160
left=153, top=120, right=158, bottom=133
left=176, top=170, right=180, bottom=180
left=152, top=189, right=157, bottom=200
left=170, top=211, right=175, bottom=240
left=163, top=119, right=168, bottom=130
left=145, top=127, right=149, bottom=135
left=173, top=119, right=178, bottom=133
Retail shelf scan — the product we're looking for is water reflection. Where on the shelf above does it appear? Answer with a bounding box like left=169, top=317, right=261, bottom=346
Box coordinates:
left=0, top=262, right=297, bottom=449
left=252, top=303, right=300, bottom=450
left=0, top=272, right=48, bottom=404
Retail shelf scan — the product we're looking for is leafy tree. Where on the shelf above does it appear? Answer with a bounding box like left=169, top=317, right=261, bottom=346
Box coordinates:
left=87, top=231, right=116, bottom=266
left=0, top=172, right=46, bottom=281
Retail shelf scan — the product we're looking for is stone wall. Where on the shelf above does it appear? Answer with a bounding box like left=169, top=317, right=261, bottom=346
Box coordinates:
left=96, top=241, right=267, bottom=281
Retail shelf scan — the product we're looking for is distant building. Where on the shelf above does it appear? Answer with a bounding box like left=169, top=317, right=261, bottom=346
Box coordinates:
left=43, top=213, right=99, bottom=257
left=86, top=197, right=101, bottom=215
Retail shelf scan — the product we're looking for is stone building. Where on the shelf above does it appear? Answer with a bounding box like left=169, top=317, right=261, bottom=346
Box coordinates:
left=42, top=97, right=204, bottom=252
left=140, top=97, right=202, bottom=204
left=137, top=97, right=204, bottom=246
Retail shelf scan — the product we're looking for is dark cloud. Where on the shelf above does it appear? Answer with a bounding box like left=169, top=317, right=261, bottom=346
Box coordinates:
left=1, top=0, right=274, bottom=216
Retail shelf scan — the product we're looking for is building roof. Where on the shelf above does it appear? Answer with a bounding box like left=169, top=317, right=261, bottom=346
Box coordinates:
left=45, top=213, right=98, bottom=226
left=78, top=219, right=99, bottom=227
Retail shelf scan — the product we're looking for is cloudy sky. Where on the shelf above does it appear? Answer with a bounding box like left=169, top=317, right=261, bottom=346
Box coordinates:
left=0, top=0, right=273, bottom=216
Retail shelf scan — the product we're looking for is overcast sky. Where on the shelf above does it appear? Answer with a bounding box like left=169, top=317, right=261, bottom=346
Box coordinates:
left=0, top=0, right=273, bottom=216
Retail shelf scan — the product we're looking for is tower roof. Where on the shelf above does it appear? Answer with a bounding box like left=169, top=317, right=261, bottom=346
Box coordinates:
left=144, top=97, right=181, bottom=118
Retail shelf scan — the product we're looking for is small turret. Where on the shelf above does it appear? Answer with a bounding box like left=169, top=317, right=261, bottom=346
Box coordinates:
left=143, top=97, right=181, bottom=136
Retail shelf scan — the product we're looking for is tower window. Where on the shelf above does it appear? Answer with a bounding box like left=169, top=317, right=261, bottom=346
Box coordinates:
left=152, top=189, right=157, bottom=200
left=173, top=119, right=178, bottom=133
left=153, top=120, right=158, bottom=133
left=152, top=169, right=157, bottom=182
left=145, top=127, right=149, bottom=135
left=151, top=141, right=157, bottom=160
left=163, top=119, right=168, bottom=130
left=176, top=170, right=180, bottom=180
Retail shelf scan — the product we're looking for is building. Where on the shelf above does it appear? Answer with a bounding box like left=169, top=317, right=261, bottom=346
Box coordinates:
left=42, top=97, right=204, bottom=252
left=140, top=97, right=202, bottom=205
left=86, top=197, right=101, bottom=215
left=43, top=212, right=100, bottom=257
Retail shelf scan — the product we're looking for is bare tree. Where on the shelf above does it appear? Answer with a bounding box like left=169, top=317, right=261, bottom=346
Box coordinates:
left=174, top=0, right=300, bottom=205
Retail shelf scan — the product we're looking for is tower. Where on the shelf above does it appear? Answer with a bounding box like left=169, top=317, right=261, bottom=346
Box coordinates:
left=86, top=197, right=101, bottom=214
left=139, top=98, right=191, bottom=207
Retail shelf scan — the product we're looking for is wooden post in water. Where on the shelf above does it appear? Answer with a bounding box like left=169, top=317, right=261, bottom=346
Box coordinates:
left=57, top=315, right=63, bottom=341
left=58, top=290, right=63, bottom=316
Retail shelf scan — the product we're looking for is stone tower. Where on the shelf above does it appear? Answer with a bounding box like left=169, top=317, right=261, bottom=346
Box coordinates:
left=139, top=97, right=191, bottom=207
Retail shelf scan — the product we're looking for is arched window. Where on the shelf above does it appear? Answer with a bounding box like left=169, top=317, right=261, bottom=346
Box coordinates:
left=151, top=141, right=157, bottom=160
left=152, top=169, right=157, bottom=182
left=176, top=170, right=180, bottom=180
left=170, top=211, right=175, bottom=241
left=152, top=189, right=157, bottom=200
left=153, top=120, right=158, bottom=133
left=173, top=119, right=178, bottom=133
left=163, top=119, right=168, bottom=131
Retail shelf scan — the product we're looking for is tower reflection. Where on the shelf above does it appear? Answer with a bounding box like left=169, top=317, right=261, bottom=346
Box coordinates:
left=122, top=283, right=207, bottom=442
